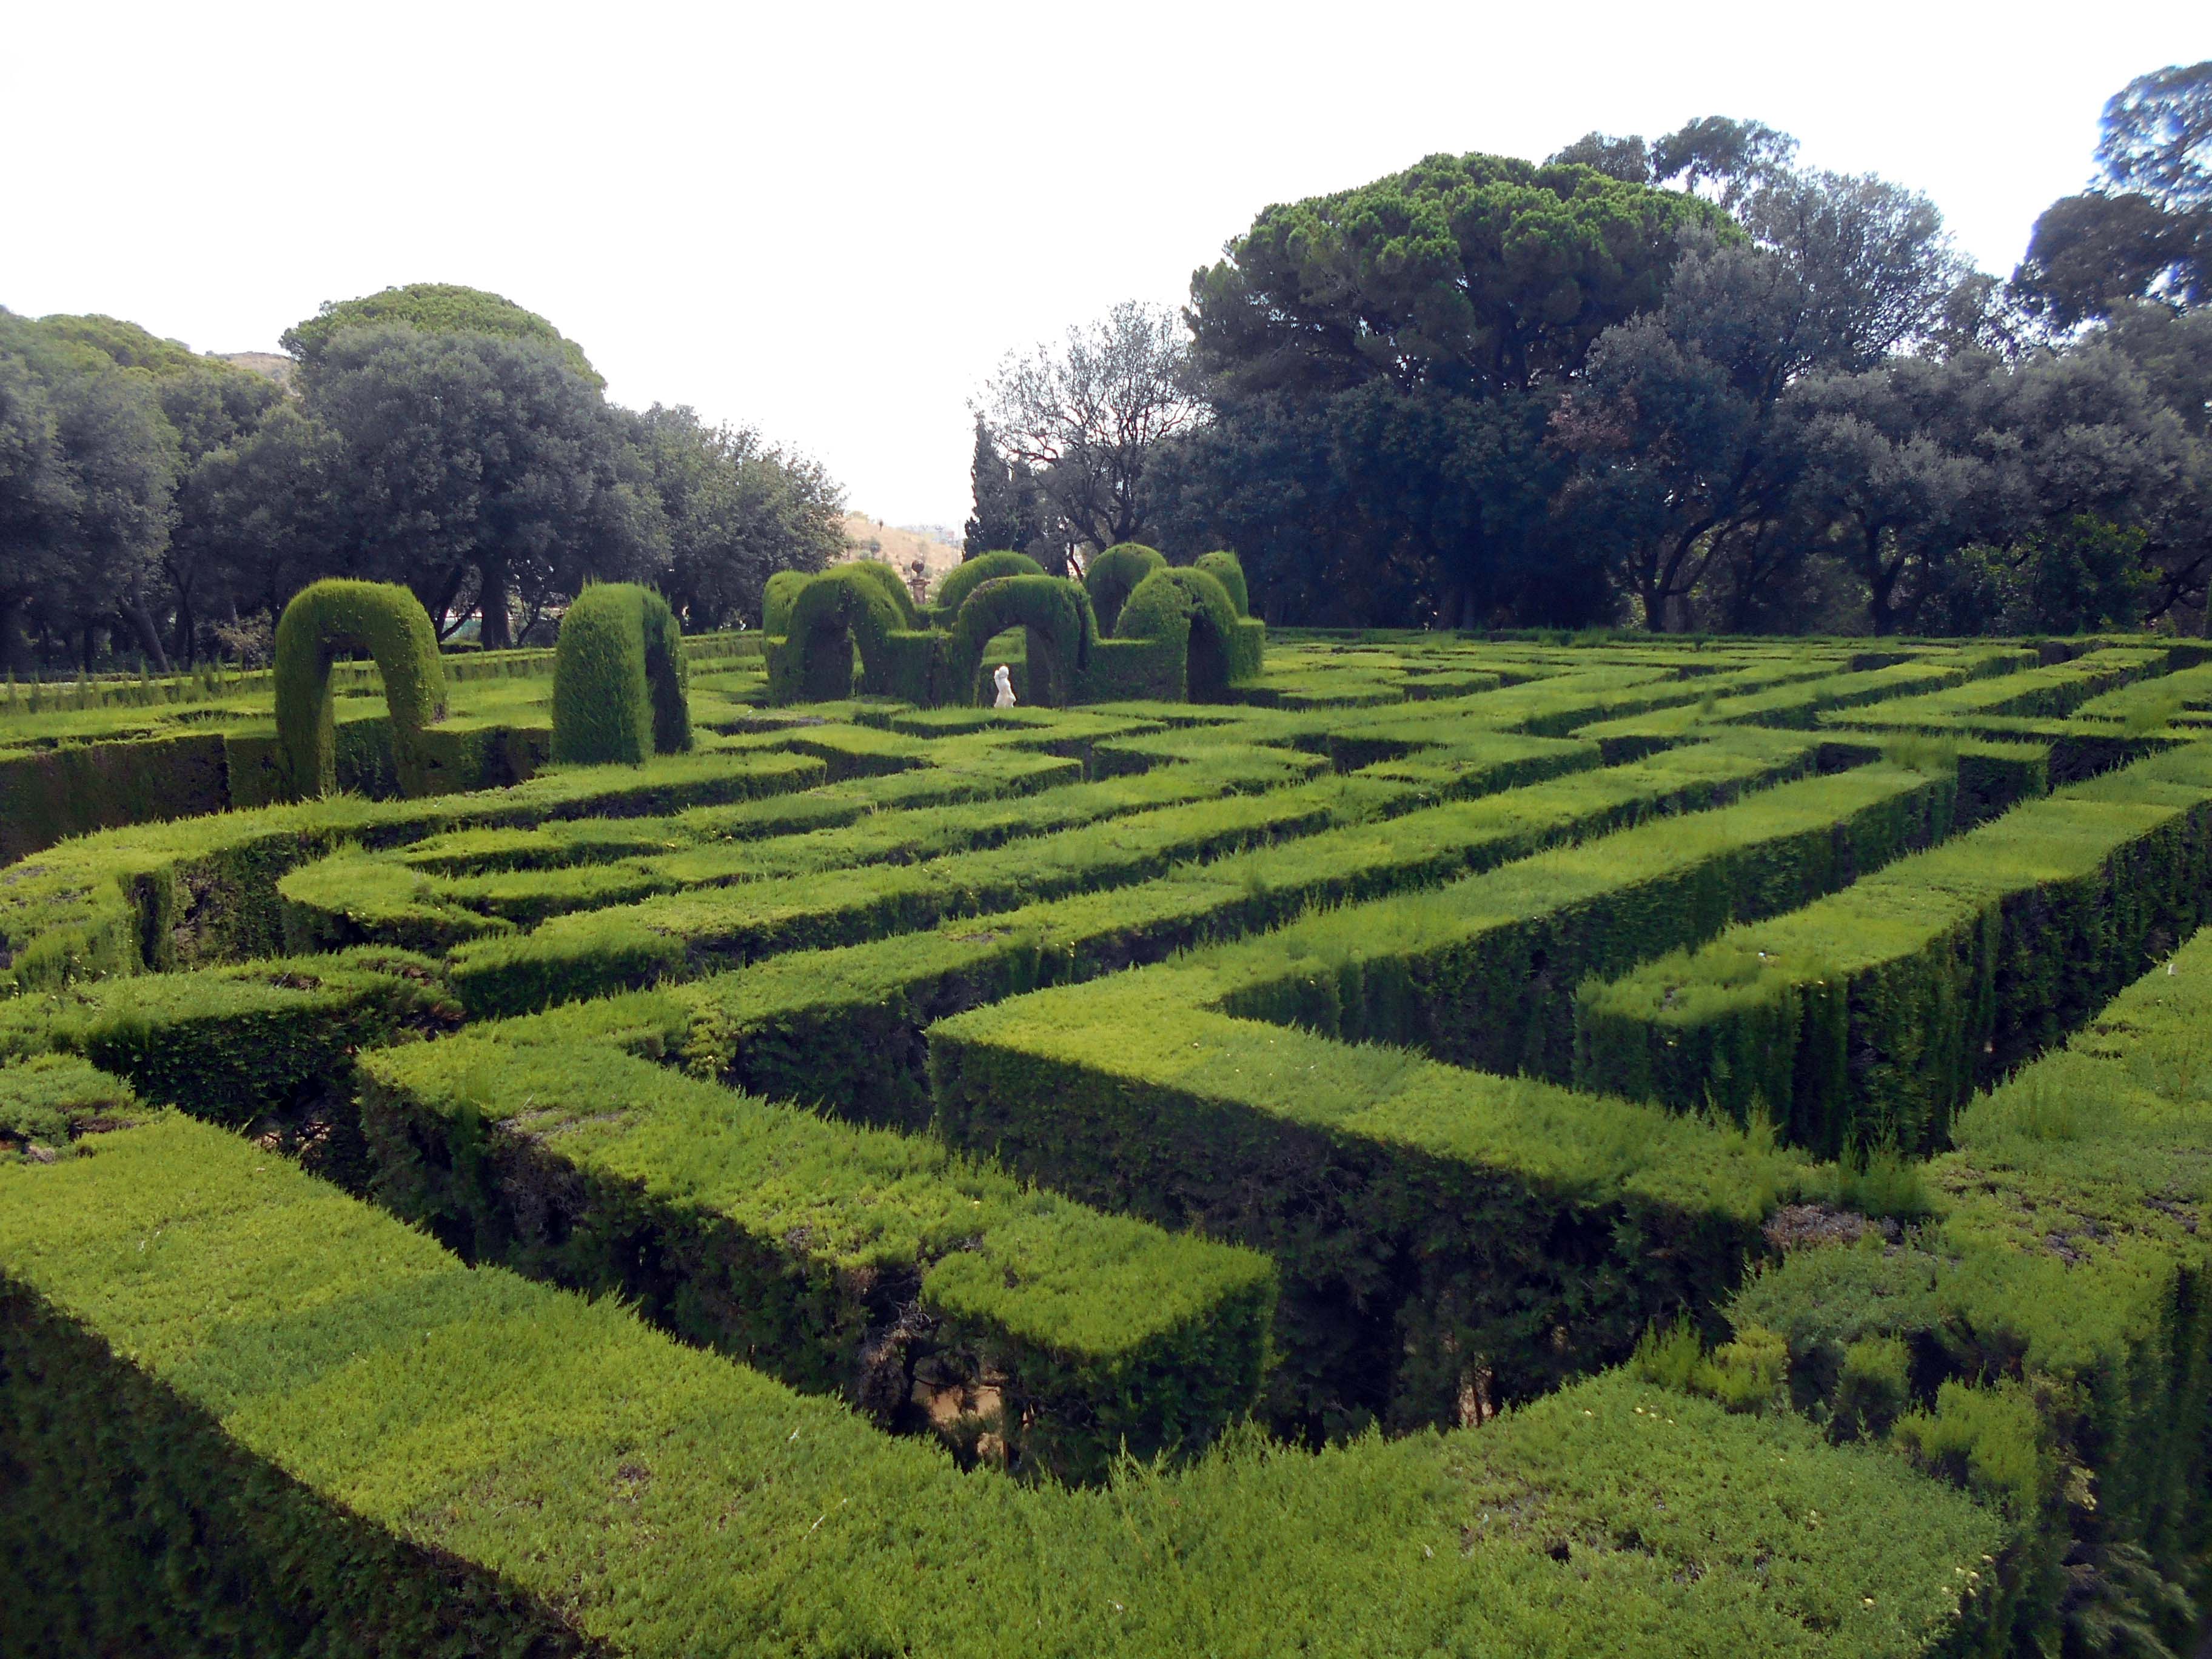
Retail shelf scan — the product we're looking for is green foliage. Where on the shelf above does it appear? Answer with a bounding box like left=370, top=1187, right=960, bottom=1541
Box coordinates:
left=280, top=281, right=600, bottom=384
left=1193, top=549, right=1250, bottom=617
left=1630, top=1319, right=1789, bottom=1413
left=934, top=549, right=1043, bottom=617
left=1082, top=543, right=1167, bottom=634
left=272, top=579, right=448, bottom=799
left=1577, top=743, right=2212, bottom=1155
left=360, top=1029, right=1276, bottom=1484
left=945, top=574, right=1091, bottom=707
left=1114, top=566, right=1245, bottom=700
left=549, top=583, right=692, bottom=766
left=0, top=1114, right=2002, bottom=1657
left=20, top=635, right=2208, bottom=1655
left=762, top=566, right=809, bottom=635
left=1895, top=1383, right=2051, bottom=1518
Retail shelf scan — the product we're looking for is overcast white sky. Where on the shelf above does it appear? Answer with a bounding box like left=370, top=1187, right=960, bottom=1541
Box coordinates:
left=5, top=3, right=2207, bottom=529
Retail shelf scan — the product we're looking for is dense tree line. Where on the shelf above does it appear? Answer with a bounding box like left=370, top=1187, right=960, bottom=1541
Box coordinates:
left=0, top=283, right=843, bottom=671
left=974, top=69, right=2212, bottom=635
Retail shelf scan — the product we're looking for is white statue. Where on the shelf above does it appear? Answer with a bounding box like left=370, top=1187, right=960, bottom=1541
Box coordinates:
left=991, top=663, right=1016, bottom=709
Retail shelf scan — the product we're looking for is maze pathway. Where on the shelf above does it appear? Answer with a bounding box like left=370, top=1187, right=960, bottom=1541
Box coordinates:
left=5, top=632, right=2210, bottom=1657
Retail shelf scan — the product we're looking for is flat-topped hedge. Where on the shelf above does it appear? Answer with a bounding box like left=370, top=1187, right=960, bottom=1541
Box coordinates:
left=0, top=1114, right=2002, bottom=1658
left=1575, top=743, right=2212, bottom=1155
left=358, top=1029, right=1276, bottom=1485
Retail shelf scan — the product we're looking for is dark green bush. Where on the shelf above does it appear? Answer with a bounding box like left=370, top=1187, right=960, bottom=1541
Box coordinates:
left=272, top=580, right=448, bottom=799
left=549, top=583, right=692, bottom=766
left=1113, top=567, right=1245, bottom=700
left=1083, top=543, right=1167, bottom=634
left=934, top=550, right=1043, bottom=619
left=762, top=566, right=809, bottom=636
left=945, top=575, right=1092, bottom=707
left=1193, top=550, right=1250, bottom=617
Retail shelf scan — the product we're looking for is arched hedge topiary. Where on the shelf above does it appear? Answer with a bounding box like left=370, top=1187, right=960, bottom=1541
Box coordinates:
left=1193, top=551, right=1250, bottom=617
left=1114, top=567, right=1242, bottom=703
left=1084, top=543, right=1167, bottom=635
left=936, top=551, right=1044, bottom=618
left=946, top=575, right=1092, bottom=708
left=551, top=584, right=692, bottom=766
left=273, top=580, right=449, bottom=800
left=843, top=557, right=923, bottom=628
left=763, top=569, right=811, bottom=637
left=776, top=565, right=910, bottom=702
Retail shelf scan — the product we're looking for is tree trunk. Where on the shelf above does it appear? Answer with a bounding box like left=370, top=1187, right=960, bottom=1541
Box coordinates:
left=120, top=600, right=172, bottom=674
left=0, top=595, right=27, bottom=677
left=478, top=561, right=512, bottom=649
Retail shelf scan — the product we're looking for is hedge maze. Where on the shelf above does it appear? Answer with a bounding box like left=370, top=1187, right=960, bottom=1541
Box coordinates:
left=6, top=620, right=2212, bottom=1657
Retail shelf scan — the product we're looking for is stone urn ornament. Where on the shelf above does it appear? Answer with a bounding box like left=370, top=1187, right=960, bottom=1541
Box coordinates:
left=992, top=663, right=1016, bottom=709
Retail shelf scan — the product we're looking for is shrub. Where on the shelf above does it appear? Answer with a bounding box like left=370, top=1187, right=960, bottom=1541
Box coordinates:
left=935, top=550, right=1043, bottom=618
left=1193, top=550, right=1250, bottom=617
left=945, top=575, right=1092, bottom=707
left=762, top=568, right=809, bottom=636
left=550, top=583, right=692, bottom=766
left=1113, top=567, right=1242, bottom=701
left=1083, top=543, right=1167, bottom=634
left=271, top=580, right=447, bottom=799
left=768, top=565, right=914, bottom=703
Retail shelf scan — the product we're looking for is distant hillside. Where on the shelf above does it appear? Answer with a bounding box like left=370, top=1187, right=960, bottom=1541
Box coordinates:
left=838, top=514, right=964, bottom=601
left=220, top=351, right=297, bottom=390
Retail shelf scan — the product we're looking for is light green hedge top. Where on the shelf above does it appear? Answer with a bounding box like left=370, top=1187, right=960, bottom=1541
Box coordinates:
left=272, top=579, right=447, bottom=799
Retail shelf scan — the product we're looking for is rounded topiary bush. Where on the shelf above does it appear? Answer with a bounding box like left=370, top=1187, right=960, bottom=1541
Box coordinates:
left=1084, top=543, right=1168, bottom=635
left=937, top=551, right=1044, bottom=618
left=947, top=575, right=1091, bottom=707
left=273, top=580, right=448, bottom=800
left=1193, top=550, right=1250, bottom=617
left=763, top=569, right=811, bottom=637
left=1114, top=566, right=1242, bottom=702
left=551, top=583, right=692, bottom=766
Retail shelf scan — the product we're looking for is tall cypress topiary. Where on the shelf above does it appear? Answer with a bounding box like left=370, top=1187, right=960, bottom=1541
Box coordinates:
left=272, top=580, right=448, bottom=800
left=551, top=584, right=693, bottom=766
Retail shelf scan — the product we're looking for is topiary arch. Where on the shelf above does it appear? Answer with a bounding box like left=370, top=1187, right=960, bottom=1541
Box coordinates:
left=551, top=584, right=692, bottom=766
left=1114, top=567, right=1241, bottom=702
left=273, top=580, right=449, bottom=800
left=773, top=565, right=913, bottom=702
left=762, top=569, right=811, bottom=637
left=936, top=551, right=1044, bottom=618
left=1084, top=543, right=1167, bottom=635
left=945, top=576, right=1092, bottom=708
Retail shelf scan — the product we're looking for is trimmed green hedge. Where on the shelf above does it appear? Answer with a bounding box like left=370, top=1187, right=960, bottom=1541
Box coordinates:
left=945, top=575, right=1092, bottom=707
left=1194, top=550, right=1250, bottom=617
left=272, top=579, right=449, bottom=800
left=0, top=1113, right=2001, bottom=1657
left=1728, top=918, right=2212, bottom=1657
left=0, top=748, right=831, bottom=996
left=934, top=549, right=1044, bottom=619
left=925, top=759, right=1957, bottom=1435
left=1575, top=743, right=2212, bottom=1155
left=762, top=566, right=810, bottom=636
left=1083, top=543, right=1167, bottom=634
left=669, top=732, right=1815, bottom=1131
left=1114, top=566, right=1244, bottom=700
left=550, top=583, right=692, bottom=765
left=358, top=1029, right=1276, bottom=1485
left=0, top=949, right=454, bottom=1127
